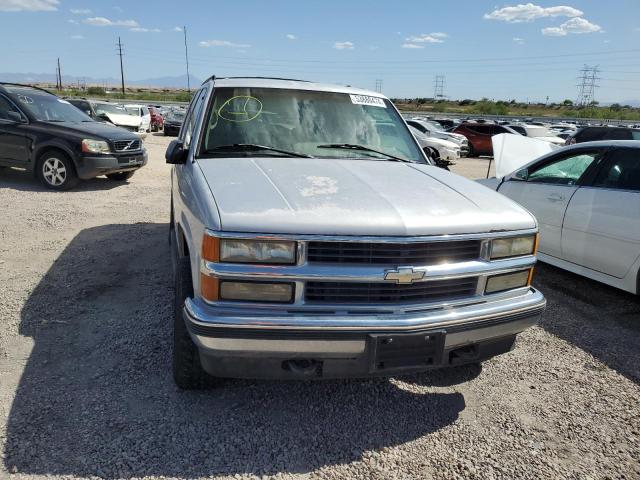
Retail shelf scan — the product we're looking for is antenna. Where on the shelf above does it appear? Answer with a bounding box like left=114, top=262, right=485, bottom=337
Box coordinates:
left=434, top=75, right=445, bottom=100
left=183, top=26, right=191, bottom=92
left=576, top=65, right=600, bottom=106
left=117, top=37, right=125, bottom=96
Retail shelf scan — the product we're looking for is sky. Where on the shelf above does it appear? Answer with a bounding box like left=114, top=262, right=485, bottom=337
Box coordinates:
left=1, top=0, right=639, bottom=103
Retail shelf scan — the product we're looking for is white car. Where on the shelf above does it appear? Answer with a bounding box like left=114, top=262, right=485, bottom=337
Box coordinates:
left=124, top=104, right=152, bottom=133
left=507, top=124, right=566, bottom=146
left=93, top=102, right=147, bottom=138
left=481, top=137, right=640, bottom=294
left=407, top=118, right=470, bottom=156
left=409, top=125, right=461, bottom=161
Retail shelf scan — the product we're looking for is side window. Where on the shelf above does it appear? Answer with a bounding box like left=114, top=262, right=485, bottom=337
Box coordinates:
left=465, top=125, right=480, bottom=134
left=409, top=122, right=426, bottom=133
left=592, top=149, right=640, bottom=191
left=528, top=151, right=601, bottom=185
left=632, top=131, right=640, bottom=141
left=181, top=87, right=208, bottom=149
left=0, top=95, right=24, bottom=121
left=478, top=125, right=493, bottom=135
left=606, top=129, right=632, bottom=140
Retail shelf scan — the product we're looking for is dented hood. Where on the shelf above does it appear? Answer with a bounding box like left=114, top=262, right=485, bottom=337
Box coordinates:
left=492, top=133, right=560, bottom=178
left=197, top=157, right=536, bottom=236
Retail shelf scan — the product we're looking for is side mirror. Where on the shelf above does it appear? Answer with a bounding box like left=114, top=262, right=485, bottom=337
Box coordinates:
left=6, top=111, right=25, bottom=123
left=166, top=139, right=188, bottom=164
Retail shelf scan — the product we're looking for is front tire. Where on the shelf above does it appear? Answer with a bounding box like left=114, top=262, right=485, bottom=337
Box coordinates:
left=173, top=255, right=217, bottom=389
left=37, top=151, right=79, bottom=190
left=106, top=171, right=135, bottom=181
left=467, top=143, right=475, bottom=158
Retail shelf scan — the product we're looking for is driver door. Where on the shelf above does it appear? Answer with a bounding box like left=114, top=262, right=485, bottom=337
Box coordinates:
left=0, top=94, right=30, bottom=167
left=497, top=150, right=603, bottom=259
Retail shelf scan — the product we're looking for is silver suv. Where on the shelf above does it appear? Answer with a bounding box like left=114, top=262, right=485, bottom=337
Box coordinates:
left=167, top=77, right=546, bottom=389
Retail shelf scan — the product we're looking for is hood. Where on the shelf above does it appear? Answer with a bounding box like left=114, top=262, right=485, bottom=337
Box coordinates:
left=492, top=133, right=560, bottom=178
left=443, top=132, right=467, bottom=142
left=32, top=120, right=141, bottom=141
left=198, top=157, right=535, bottom=236
left=105, top=113, right=142, bottom=127
left=536, top=136, right=565, bottom=145
left=417, top=136, right=459, bottom=150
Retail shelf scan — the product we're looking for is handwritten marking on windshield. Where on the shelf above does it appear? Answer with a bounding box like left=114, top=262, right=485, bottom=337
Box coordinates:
left=217, top=95, right=263, bottom=122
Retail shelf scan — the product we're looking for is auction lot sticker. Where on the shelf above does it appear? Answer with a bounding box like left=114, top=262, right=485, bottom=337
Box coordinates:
left=350, top=94, right=386, bottom=108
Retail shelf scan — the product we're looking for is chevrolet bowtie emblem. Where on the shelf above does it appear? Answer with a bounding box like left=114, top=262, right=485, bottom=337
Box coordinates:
left=384, top=267, right=425, bottom=284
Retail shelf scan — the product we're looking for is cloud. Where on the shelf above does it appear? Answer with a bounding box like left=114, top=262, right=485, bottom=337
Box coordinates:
left=71, top=34, right=84, bottom=39
left=484, top=3, right=583, bottom=23
left=542, top=17, right=602, bottom=36
left=405, top=32, right=448, bottom=44
left=286, top=33, right=297, bottom=40
left=199, top=39, right=251, bottom=48
left=173, top=26, right=183, bottom=32
left=113, top=5, right=123, bottom=12
left=0, top=0, right=58, bottom=11
left=402, top=43, right=425, bottom=49
left=513, top=37, right=525, bottom=44
left=70, top=8, right=90, bottom=14
left=333, top=41, right=354, bottom=50
left=82, top=16, right=139, bottom=27
left=130, top=27, right=161, bottom=33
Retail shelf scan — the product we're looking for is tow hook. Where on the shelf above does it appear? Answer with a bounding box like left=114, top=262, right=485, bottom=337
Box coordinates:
left=282, top=359, right=322, bottom=377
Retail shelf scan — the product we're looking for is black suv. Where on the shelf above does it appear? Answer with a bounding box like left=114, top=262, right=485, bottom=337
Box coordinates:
left=566, top=126, right=640, bottom=145
left=0, top=83, right=147, bottom=190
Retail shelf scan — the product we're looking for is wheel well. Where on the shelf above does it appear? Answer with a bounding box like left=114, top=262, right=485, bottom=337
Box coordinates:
left=176, top=224, right=190, bottom=258
left=36, top=148, right=76, bottom=175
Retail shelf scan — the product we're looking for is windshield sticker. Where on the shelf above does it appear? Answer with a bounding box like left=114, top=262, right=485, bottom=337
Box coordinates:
left=349, top=94, right=386, bottom=108
left=17, top=95, right=34, bottom=104
left=217, top=95, right=263, bottom=122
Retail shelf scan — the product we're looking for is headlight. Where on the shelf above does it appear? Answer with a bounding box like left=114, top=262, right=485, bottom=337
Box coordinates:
left=202, top=234, right=297, bottom=264
left=490, top=235, right=537, bottom=260
left=220, top=281, right=294, bottom=303
left=485, top=270, right=531, bottom=294
left=81, top=139, right=110, bottom=154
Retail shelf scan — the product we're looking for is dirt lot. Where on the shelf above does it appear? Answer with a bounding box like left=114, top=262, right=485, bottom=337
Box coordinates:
left=0, top=134, right=638, bottom=480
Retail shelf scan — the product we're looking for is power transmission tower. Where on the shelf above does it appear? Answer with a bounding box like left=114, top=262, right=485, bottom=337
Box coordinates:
left=375, top=79, right=383, bottom=93
left=433, top=75, right=445, bottom=100
left=117, top=37, right=125, bottom=96
left=183, top=26, right=191, bottom=92
left=576, top=65, right=600, bottom=106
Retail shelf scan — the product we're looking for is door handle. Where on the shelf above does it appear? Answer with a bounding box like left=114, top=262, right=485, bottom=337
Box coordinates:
left=546, top=193, right=565, bottom=202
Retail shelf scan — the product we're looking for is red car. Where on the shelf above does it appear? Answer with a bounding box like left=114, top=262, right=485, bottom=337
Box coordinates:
left=148, top=106, right=164, bottom=132
left=452, top=123, right=518, bottom=156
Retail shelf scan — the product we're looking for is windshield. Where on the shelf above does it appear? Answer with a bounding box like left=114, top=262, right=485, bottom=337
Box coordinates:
left=425, top=121, right=445, bottom=132
left=202, top=87, right=424, bottom=162
left=8, top=88, right=91, bottom=122
left=95, top=103, right=128, bottom=116
left=125, top=106, right=141, bottom=116
left=167, top=111, right=186, bottom=121
left=525, top=127, right=553, bottom=137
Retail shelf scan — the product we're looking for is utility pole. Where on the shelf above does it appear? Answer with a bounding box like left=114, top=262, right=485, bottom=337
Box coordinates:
left=576, top=65, right=600, bottom=106
left=374, top=79, right=383, bottom=93
left=433, top=75, right=445, bottom=100
left=183, top=26, right=191, bottom=92
left=117, top=37, right=125, bottom=96
left=57, top=57, right=62, bottom=90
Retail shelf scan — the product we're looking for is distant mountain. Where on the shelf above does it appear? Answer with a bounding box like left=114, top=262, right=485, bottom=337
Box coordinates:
left=0, top=72, right=201, bottom=89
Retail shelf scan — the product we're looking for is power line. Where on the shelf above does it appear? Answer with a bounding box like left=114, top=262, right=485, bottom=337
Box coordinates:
left=117, top=36, right=125, bottom=96
left=576, top=65, right=600, bottom=106
left=433, top=75, right=445, bottom=99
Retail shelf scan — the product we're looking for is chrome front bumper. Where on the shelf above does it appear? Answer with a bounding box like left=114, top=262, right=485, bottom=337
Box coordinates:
left=183, top=288, right=545, bottom=378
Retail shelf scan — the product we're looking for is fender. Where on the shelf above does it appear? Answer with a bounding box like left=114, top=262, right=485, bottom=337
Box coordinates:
left=30, top=139, right=78, bottom=174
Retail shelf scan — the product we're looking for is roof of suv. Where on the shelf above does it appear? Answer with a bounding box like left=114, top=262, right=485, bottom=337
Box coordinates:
left=207, top=77, right=386, bottom=98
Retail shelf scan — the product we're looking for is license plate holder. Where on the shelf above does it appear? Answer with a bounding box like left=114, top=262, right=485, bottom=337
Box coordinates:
left=370, top=331, right=445, bottom=372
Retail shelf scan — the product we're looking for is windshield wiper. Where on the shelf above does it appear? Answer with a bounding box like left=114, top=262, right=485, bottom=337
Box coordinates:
left=205, top=143, right=313, bottom=158
left=316, top=144, right=411, bottom=163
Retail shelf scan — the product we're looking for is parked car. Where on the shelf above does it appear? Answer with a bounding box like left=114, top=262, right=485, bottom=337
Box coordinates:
left=166, top=76, right=545, bottom=389
left=480, top=139, right=640, bottom=294
left=148, top=106, right=164, bottom=132
left=407, top=118, right=469, bottom=156
left=65, top=97, right=112, bottom=124
left=565, top=126, right=640, bottom=145
left=93, top=101, right=147, bottom=137
left=163, top=109, right=185, bottom=136
left=452, top=123, right=520, bottom=156
left=0, top=83, right=147, bottom=190
left=124, top=104, right=152, bottom=133
left=408, top=125, right=461, bottom=164
left=431, top=118, right=460, bottom=130
left=506, top=124, right=565, bottom=145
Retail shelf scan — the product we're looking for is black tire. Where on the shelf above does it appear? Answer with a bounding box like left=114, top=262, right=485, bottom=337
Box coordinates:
left=36, top=150, right=79, bottom=190
left=467, top=143, right=475, bottom=158
left=173, top=255, right=217, bottom=389
left=106, top=171, right=135, bottom=181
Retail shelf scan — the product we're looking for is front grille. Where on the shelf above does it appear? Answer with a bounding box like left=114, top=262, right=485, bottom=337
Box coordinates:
left=113, top=139, right=141, bottom=151
left=305, top=278, right=478, bottom=304
left=307, top=240, right=481, bottom=265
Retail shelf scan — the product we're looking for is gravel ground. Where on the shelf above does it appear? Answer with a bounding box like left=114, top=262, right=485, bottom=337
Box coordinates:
left=0, top=134, right=638, bottom=480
